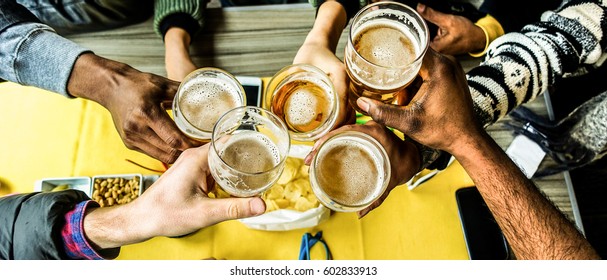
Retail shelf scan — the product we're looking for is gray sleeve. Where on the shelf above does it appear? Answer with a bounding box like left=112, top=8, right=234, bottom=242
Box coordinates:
left=0, top=1, right=90, bottom=97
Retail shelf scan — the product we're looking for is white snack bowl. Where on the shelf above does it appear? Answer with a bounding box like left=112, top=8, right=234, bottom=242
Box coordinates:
left=34, top=177, right=92, bottom=197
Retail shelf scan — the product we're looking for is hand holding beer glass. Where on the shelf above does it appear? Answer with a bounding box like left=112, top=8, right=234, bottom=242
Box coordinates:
left=172, top=68, right=246, bottom=141
left=265, top=64, right=339, bottom=142
left=345, top=1, right=429, bottom=113
left=208, top=106, right=291, bottom=197
left=309, top=131, right=391, bottom=212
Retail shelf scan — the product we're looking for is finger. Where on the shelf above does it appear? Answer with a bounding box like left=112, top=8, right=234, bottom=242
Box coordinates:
left=149, top=109, right=202, bottom=150
left=204, top=197, right=266, bottom=224
left=416, top=3, right=449, bottom=27
left=357, top=97, right=416, bottom=133
left=430, top=36, right=448, bottom=53
left=161, top=78, right=181, bottom=100
left=129, top=133, right=183, bottom=164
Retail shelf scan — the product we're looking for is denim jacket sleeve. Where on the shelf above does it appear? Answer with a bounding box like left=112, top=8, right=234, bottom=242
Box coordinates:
left=0, top=0, right=90, bottom=97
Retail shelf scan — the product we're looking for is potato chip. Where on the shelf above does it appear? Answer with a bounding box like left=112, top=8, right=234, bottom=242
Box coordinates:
left=258, top=156, right=320, bottom=213
left=275, top=198, right=290, bottom=209
left=292, top=178, right=310, bottom=196
left=298, top=164, right=309, bottom=178
left=265, top=184, right=284, bottom=200
left=283, top=182, right=302, bottom=201
left=306, top=193, right=318, bottom=205
left=276, top=159, right=298, bottom=185
left=265, top=200, right=279, bottom=212
left=209, top=183, right=231, bottom=199
left=294, top=196, right=314, bottom=211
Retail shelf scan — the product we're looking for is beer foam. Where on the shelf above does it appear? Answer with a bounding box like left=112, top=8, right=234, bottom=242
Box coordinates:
left=283, top=79, right=332, bottom=132
left=348, top=19, right=421, bottom=91
left=315, top=138, right=384, bottom=206
left=219, top=131, right=281, bottom=173
left=178, top=77, right=242, bottom=132
left=354, top=20, right=417, bottom=68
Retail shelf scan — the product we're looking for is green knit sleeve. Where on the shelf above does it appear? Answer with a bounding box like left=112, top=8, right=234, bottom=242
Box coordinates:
left=153, top=0, right=206, bottom=37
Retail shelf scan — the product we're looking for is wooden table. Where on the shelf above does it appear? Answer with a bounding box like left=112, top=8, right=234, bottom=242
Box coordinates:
left=0, top=3, right=579, bottom=259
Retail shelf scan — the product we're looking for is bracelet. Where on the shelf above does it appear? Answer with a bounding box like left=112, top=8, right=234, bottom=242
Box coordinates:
left=469, top=14, right=505, bottom=58
left=468, top=23, right=490, bottom=57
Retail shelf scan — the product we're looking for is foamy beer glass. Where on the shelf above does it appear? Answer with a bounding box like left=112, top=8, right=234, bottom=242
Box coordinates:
left=309, top=131, right=390, bottom=212
left=173, top=68, right=245, bottom=141
left=265, top=64, right=339, bottom=142
left=345, top=1, right=429, bottom=113
left=209, top=106, right=291, bottom=197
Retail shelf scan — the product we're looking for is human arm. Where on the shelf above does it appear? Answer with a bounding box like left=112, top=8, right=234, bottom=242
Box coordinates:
left=0, top=190, right=90, bottom=260
left=415, top=3, right=491, bottom=56
left=358, top=49, right=600, bottom=259
left=391, top=0, right=607, bottom=174
left=67, top=53, right=199, bottom=163
left=294, top=0, right=358, bottom=128
left=304, top=121, right=420, bottom=218
left=469, top=0, right=607, bottom=126
left=1, top=1, right=199, bottom=163
left=154, top=0, right=206, bottom=81
left=80, top=144, right=265, bottom=252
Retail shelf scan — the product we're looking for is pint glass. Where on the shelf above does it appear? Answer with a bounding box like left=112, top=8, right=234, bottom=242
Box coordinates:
left=173, top=68, right=246, bottom=141
left=265, top=64, right=339, bottom=142
left=209, top=106, right=291, bottom=197
left=309, top=131, right=390, bottom=212
left=345, top=1, right=429, bottom=113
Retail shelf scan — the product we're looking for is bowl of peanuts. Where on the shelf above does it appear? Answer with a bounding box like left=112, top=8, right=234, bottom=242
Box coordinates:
left=91, top=174, right=143, bottom=207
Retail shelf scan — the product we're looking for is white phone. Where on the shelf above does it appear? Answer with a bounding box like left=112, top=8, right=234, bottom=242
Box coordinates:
left=236, top=76, right=263, bottom=107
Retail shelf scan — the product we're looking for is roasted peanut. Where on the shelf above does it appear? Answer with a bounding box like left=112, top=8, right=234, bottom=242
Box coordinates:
left=91, top=176, right=141, bottom=207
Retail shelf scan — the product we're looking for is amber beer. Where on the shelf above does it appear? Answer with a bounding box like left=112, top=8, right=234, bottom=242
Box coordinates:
left=209, top=106, right=291, bottom=197
left=309, top=131, right=390, bottom=212
left=271, top=79, right=333, bottom=133
left=345, top=1, right=429, bottom=113
left=266, top=64, right=338, bottom=142
left=173, top=68, right=245, bottom=141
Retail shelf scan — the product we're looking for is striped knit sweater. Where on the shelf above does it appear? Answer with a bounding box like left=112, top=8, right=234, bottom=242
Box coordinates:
left=466, top=0, right=607, bottom=167
left=468, top=0, right=606, bottom=127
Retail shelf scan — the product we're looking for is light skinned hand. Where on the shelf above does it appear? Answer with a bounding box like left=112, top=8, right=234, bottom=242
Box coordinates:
left=292, top=0, right=356, bottom=128
left=417, top=3, right=486, bottom=55
left=304, top=121, right=420, bottom=218
left=293, top=42, right=356, bottom=128
left=84, top=144, right=266, bottom=250
left=356, top=49, right=483, bottom=154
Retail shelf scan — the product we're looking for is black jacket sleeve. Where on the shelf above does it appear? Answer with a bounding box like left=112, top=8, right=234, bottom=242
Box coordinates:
left=0, top=190, right=90, bottom=260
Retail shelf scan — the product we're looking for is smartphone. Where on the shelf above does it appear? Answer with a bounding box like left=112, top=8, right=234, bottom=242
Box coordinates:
left=456, top=186, right=510, bottom=260
left=236, top=76, right=262, bottom=107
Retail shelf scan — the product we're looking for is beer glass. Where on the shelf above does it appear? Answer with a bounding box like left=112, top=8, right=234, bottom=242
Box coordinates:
left=264, top=64, right=339, bottom=142
left=344, top=1, right=429, bottom=113
left=309, top=131, right=390, bottom=212
left=173, top=68, right=246, bottom=141
left=209, top=106, right=291, bottom=197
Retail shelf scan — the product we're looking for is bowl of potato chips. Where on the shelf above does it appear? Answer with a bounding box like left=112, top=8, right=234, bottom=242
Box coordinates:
left=208, top=145, right=330, bottom=231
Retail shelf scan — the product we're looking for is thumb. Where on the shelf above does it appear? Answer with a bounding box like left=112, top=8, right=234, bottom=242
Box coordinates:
left=206, top=197, right=266, bottom=224
left=357, top=97, right=415, bottom=133
left=416, top=3, right=448, bottom=27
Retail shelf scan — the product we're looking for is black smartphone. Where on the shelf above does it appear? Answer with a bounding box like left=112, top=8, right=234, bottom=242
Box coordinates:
left=236, top=76, right=262, bottom=107
left=456, top=186, right=510, bottom=260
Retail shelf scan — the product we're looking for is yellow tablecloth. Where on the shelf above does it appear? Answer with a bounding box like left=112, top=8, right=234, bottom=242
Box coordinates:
left=0, top=81, right=474, bottom=259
